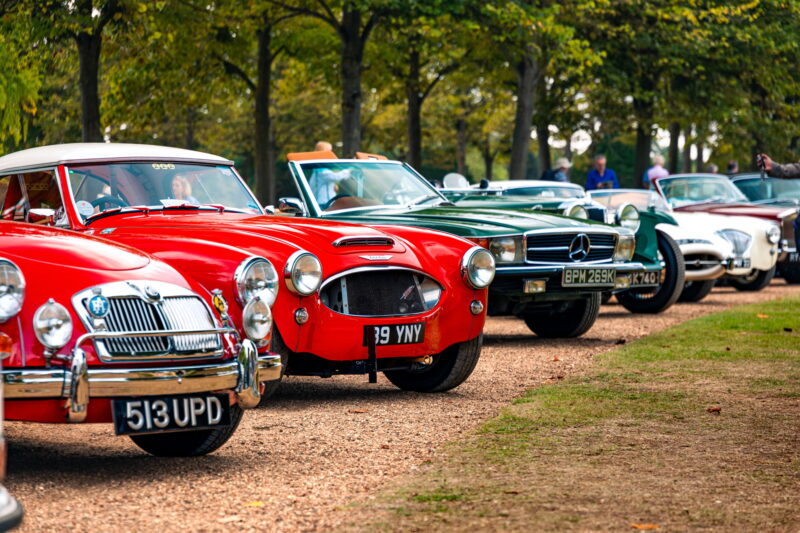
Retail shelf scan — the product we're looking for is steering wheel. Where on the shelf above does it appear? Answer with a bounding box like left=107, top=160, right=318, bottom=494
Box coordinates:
left=320, top=193, right=351, bottom=210
left=91, top=195, right=129, bottom=209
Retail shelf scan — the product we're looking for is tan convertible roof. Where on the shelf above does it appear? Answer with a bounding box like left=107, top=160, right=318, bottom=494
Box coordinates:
left=0, top=143, right=232, bottom=174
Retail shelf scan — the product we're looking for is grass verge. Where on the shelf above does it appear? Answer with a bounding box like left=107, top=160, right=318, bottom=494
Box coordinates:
left=347, top=297, right=800, bottom=531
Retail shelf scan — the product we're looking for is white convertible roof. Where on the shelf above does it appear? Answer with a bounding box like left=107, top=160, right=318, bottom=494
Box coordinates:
left=0, top=143, right=233, bottom=173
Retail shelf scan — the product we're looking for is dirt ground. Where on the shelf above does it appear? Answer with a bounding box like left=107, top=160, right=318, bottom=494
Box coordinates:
left=7, top=281, right=800, bottom=532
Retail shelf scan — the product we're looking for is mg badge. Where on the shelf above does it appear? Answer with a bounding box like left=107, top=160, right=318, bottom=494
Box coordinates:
left=568, top=234, right=591, bottom=262
left=87, top=294, right=110, bottom=318
left=359, top=255, right=393, bottom=261
left=211, top=289, right=229, bottom=314
left=144, top=285, right=161, bottom=300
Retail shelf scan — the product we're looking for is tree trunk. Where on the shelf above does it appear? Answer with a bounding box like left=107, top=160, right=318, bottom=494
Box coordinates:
left=254, top=26, right=276, bottom=205
left=76, top=31, right=103, bottom=142
left=536, top=123, right=550, bottom=176
left=563, top=132, right=573, bottom=161
left=682, top=124, right=693, bottom=172
left=508, top=51, right=537, bottom=180
left=185, top=108, right=196, bottom=150
left=405, top=45, right=422, bottom=169
left=633, top=98, right=654, bottom=188
left=667, top=122, right=680, bottom=173
left=455, top=115, right=468, bottom=176
left=695, top=139, right=705, bottom=172
left=340, top=6, right=365, bottom=157
left=482, top=134, right=495, bottom=181
left=533, top=72, right=549, bottom=176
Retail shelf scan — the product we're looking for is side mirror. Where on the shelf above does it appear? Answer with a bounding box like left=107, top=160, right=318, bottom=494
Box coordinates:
left=277, top=197, right=306, bottom=216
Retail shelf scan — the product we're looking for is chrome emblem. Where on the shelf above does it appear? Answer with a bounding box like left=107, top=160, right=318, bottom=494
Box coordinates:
left=87, top=294, right=110, bottom=318
left=144, top=285, right=161, bottom=300
left=568, top=234, right=591, bottom=262
left=359, top=255, right=392, bottom=261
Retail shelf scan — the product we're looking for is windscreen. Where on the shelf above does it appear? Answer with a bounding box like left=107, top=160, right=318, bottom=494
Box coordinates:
left=658, top=175, right=748, bottom=207
left=735, top=177, right=800, bottom=202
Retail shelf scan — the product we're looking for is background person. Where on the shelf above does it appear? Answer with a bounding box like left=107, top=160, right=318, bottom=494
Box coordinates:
left=308, top=140, right=350, bottom=205
left=549, top=157, right=572, bottom=182
left=171, top=175, right=199, bottom=204
left=757, top=153, right=800, bottom=179
left=585, top=154, right=619, bottom=190
left=644, top=154, right=669, bottom=188
left=727, top=160, right=739, bottom=174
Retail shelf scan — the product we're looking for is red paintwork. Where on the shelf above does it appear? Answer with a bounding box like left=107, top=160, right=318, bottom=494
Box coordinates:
left=13, top=159, right=486, bottom=367
left=0, top=221, right=239, bottom=423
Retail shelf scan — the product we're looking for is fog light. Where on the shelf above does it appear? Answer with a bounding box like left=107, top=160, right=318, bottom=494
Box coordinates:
left=469, top=300, right=484, bottom=315
left=523, top=279, right=546, bottom=294
left=614, top=275, right=632, bottom=289
left=294, top=308, right=309, bottom=324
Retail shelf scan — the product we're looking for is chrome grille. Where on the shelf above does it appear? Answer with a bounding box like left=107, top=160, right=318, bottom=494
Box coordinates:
left=526, top=232, right=616, bottom=263
left=86, top=295, right=221, bottom=357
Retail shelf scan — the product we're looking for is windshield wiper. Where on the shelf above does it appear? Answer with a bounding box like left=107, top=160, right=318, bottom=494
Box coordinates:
left=83, top=206, right=150, bottom=224
left=411, top=194, right=442, bottom=206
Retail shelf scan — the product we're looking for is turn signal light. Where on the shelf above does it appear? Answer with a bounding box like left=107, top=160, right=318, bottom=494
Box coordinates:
left=0, top=332, right=11, bottom=360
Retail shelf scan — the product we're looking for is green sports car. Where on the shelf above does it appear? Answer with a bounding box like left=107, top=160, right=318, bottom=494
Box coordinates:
left=277, top=153, right=662, bottom=338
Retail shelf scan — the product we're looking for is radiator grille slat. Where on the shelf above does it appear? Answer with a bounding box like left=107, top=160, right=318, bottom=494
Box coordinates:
left=320, top=270, right=439, bottom=316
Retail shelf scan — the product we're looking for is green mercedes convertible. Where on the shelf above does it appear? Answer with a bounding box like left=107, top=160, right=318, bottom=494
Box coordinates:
left=276, top=152, right=661, bottom=338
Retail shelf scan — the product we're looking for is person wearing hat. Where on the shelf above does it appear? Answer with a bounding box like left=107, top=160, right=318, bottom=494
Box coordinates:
left=551, top=157, right=572, bottom=183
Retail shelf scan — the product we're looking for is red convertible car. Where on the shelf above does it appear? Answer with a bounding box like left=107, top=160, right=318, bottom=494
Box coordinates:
left=0, top=144, right=492, bottom=394
left=654, top=173, right=797, bottom=288
left=0, top=221, right=281, bottom=456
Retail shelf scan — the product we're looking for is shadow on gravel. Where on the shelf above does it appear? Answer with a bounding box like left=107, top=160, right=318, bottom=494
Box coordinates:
left=260, top=380, right=451, bottom=409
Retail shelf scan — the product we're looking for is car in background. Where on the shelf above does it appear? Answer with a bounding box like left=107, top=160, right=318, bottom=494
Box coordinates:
left=0, top=144, right=490, bottom=394
left=653, top=173, right=793, bottom=287
left=0, top=221, right=281, bottom=456
left=278, top=152, right=652, bottom=338
left=731, top=174, right=800, bottom=207
left=439, top=179, right=685, bottom=313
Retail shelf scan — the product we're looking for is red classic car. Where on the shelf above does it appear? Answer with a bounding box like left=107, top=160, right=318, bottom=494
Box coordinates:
left=654, top=173, right=797, bottom=288
left=0, top=221, right=282, bottom=456
left=0, top=144, right=492, bottom=394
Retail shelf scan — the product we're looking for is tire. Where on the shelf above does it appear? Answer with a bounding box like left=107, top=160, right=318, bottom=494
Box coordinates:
left=129, top=404, right=243, bottom=457
left=600, top=291, right=613, bottom=305
left=522, top=293, right=601, bottom=338
left=383, top=335, right=483, bottom=393
left=678, top=279, right=716, bottom=302
left=729, top=265, right=776, bottom=291
left=617, top=230, right=685, bottom=314
left=260, top=328, right=289, bottom=403
left=781, top=264, right=800, bottom=284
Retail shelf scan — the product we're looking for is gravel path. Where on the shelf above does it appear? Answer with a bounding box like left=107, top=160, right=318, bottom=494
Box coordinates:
left=8, top=281, right=799, bottom=532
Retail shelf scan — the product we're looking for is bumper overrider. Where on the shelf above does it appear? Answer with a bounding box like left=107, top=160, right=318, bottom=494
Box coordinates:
left=3, top=328, right=282, bottom=422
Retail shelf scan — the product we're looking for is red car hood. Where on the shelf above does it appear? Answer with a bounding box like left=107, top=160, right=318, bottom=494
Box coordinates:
left=674, top=202, right=796, bottom=220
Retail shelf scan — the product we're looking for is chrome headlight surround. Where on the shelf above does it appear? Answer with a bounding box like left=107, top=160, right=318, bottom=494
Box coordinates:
left=461, top=246, right=496, bottom=289
left=242, top=296, right=273, bottom=342
left=562, top=203, right=589, bottom=219
left=284, top=251, right=323, bottom=296
left=234, top=256, right=279, bottom=306
left=419, top=277, right=443, bottom=310
left=0, top=259, right=25, bottom=324
left=488, top=236, right=524, bottom=263
left=766, top=224, right=780, bottom=245
left=613, top=234, right=636, bottom=262
left=33, top=299, right=73, bottom=350
left=616, top=203, right=641, bottom=232
left=716, top=229, right=753, bottom=256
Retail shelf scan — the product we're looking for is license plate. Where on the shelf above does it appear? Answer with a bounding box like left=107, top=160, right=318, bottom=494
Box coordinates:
left=562, top=267, right=616, bottom=287
left=731, top=258, right=752, bottom=269
left=362, top=323, right=425, bottom=346
left=630, top=271, right=660, bottom=286
left=789, top=252, right=800, bottom=263
left=112, top=393, right=231, bottom=436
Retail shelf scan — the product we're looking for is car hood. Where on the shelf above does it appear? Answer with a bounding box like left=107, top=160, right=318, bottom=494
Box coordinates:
left=321, top=205, right=615, bottom=237
left=674, top=202, right=796, bottom=220
left=1, top=222, right=151, bottom=271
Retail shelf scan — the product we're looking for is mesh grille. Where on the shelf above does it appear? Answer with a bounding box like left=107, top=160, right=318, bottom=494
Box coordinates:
left=321, top=270, right=435, bottom=316
left=526, top=233, right=616, bottom=263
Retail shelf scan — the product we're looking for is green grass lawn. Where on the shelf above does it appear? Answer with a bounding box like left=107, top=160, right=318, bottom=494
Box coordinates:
left=348, top=297, right=800, bottom=531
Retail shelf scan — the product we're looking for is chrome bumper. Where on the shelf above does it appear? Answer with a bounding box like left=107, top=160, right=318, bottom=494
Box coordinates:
left=495, top=261, right=656, bottom=274
left=3, top=339, right=280, bottom=421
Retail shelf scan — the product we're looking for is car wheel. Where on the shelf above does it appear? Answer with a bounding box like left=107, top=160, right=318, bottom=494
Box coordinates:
left=129, top=404, right=243, bottom=457
left=678, top=279, right=716, bottom=302
left=616, top=230, right=685, bottom=314
left=383, top=335, right=483, bottom=393
left=522, top=293, right=601, bottom=338
left=780, top=264, right=800, bottom=284
left=259, top=328, right=290, bottom=404
left=729, top=265, right=776, bottom=291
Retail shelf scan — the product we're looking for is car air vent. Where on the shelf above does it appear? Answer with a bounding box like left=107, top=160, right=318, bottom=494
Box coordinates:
left=320, top=268, right=441, bottom=316
left=332, top=236, right=395, bottom=247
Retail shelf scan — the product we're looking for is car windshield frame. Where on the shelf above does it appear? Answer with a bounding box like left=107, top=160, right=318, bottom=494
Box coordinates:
left=63, top=161, right=265, bottom=223
left=290, top=159, right=449, bottom=216
left=655, top=174, right=749, bottom=207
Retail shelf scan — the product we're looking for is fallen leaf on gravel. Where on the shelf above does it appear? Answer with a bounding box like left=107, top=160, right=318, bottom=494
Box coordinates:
left=552, top=356, right=560, bottom=361
left=707, top=407, right=722, bottom=414
left=756, top=313, right=769, bottom=318
left=381, top=444, right=390, bottom=449
left=218, top=516, right=242, bottom=523
left=349, top=409, right=368, bottom=414
left=244, top=502, right=265, bottom=507
left=548, top=375, right=565, bottom=380
left=615, top=338, right=627, bottom=345
left=725, top=347, right=731, bottom=351
left=784, top=327, right=793, bottom=332
left=630, top=524, right=660, bottom=530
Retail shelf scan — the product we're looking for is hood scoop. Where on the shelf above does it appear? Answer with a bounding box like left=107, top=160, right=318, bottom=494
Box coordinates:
left=333, top=235, right=395, bottom=247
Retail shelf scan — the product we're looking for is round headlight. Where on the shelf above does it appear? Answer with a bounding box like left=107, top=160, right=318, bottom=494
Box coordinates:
left=235, top=257, right=279, bottom=306
left=616, top=203, right=641, bottom=231
left=284, top=251, right=322, bottom=296
left=461, top=247, right=496, bottom=289
left=33, top=299, right=73, bottom=350
left=242, top=296, right=273, bottom=342
left=0, top=260, right=25, bottom=324
left=564, top=204, right=589, bottom=219
left=766, top=225, right=780, bottom=244
left=489, top=237, right=518, bottom=263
